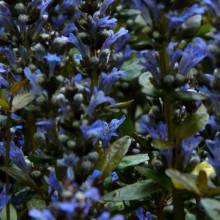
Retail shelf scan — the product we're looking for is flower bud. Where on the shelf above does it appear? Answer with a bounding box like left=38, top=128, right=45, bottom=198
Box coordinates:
left=87, top=151, right=99, bottom=162
left=162, top=74, right=175, bottom=88
left=14, top=3, right=25, bottom=15
left=73, top=93, right=84, bottom=105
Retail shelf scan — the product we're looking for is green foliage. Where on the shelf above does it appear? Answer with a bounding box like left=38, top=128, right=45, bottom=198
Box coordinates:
left=0, top=204, right=17, bottom=220
left=151, top=140, right=174, bottom=150
left=136, top=166, right=172, bottom=191
left=2, top=167, right=43, bottom=195
left=117, top=154, right=149, bottom=170
left=139, top=72, right=162, bottom=97
left=201, top=199, right=220, bottom=220
left=122, top=59, right=143, bottom=81
left=102, top=179, right=161, bottom=202
left=11, top=93, right=35, bottom=112
left=96, top=136, right=132, bottom=178
left=174, top=105, right=209, bottom=141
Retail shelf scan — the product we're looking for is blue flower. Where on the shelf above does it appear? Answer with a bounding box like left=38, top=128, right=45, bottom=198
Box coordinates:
left=0, top=76, right=9, bottom=88
left=80, top=119, right=103, bottom=145
left=141, top=119, right=167, bottom=141
left=55, top=200, right=78, bottom=213
left=44, top=172, right=63, bottom=192
left=181, top=135, right=203, bottom=169
left=166, top=4, right=205, bottom=30
left=101, top=115, right=126, bottom=148
left=44, top=53, right=61, bottom=77
left=0, top=46, right=17, bottom=68
left=133, top=0, right=151, bottom=25
left=81, top=116, right=125, bottom=147
left=203, top=0, right=220, bottom=16
left=62, top=23, right=76, bottom=36
left=87, top=169, right=102, bottom=184
left=57, top=154, right=79, bottom=180
left=103, top=28, right=128, bottom=49
left=0, top=63, right=7, bottom=74
left=206, top=137, right=220, bottom=176
left=84, top=187, right=100, bottom=201
left=68, top=33, right=88, bottom=57
left=29, top=209, right=55, bottom=220
left=24, top=67, right=43, bottom=95
left=139, top=51, right=160, bottom=79
left=98, top=211, right=124, bottom=220
left=0, top=185, right=11, bottom=212
left=90, top=14, right=117, bottom=30
left=111, top=171, right=119, bottom=182
left=0, top=141, right=29, bottom=172
left=178, top=38, right=207, bottom=75
left=98, top=68, right=125, bottom=94
left=85, top=87, right=115, bottom=115
left=51, top=14, right=67, bottom=28
left=136, top=207, right=152, bottom=220
left=99, top=0, right=115, bottom=15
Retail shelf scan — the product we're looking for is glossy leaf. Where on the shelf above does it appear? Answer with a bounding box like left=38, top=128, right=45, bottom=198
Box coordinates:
left=11, top=93, right=35, bottom=112
left=139, top=72, right=162, bottom=97
left=174, top=105, right=209, bottom=141
left=106, top=99, right=134, bottom=109
left=151, top=139, right=174, bottom=150
left=2, top=167, right=40, bottom=193
left=185, top=213, right=196, bottom=220
left=10, top=79, right=28, bottom=96
left=102, top=179, right=160, bottom=202
left=201, top=198, right=220, bottom=220
left=135, top=166, right=172, bottom=191
left=0, top=204, right=17, bottom=220
left=166, top=169, right=200, bottom=194
left=122, top=59, right=144, bottom=81
left=0, top=98, right=9, bottom=111
left=174, top=91, right=208, bottom=101
left=96, top=136, right=131, bottom=178
left=117, top=154, right=149, bottom=170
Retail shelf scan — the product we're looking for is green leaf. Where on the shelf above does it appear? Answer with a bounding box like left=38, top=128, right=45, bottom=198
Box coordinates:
left=201, top=198, right=220, bottom=220
left=174, top=91, right=208, bottom=101
left=0, top=115, right=7, bottom=125
left=2, top=167, right=41, bottom=194
left=102, top=179, right=160, bottom=202
left=197, top=23, right=212, bottom=37
left=96, top=136, right=131, bottom=178
left=11, top=93, right=35, bottom=112
left=0, top=204, right=17, bottom=220
left=166, top=169, right=200, bottom=194
left=139, top=72, right=162, bottom=97
left=135, top=166, right=172, bottom=191
left=122, top=58, right=144, bottom=81
left=0, top=98, right=9, bottom=111
left=185, top=213, right=196, bottom=220
left=10, top=79, right=28, bottom=96
left=117, top=154, right=149, bottom=170
left=132, top=133, right=151, bottom=150
left=174, top=104, right=209, bottom=141
left=106, top=100, right=134, bottom=109
left=151, top=140, right=174, bottom=150
left=205, top=187, right=220, bottom=197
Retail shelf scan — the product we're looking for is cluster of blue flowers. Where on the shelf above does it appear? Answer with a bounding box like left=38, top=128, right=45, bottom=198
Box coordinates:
left=1, top=0, right=220, bottom=220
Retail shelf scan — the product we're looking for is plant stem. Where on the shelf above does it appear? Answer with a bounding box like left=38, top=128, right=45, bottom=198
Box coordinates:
left=159, top=42, right=185, bottom=220
left=5, top=96, right=13, bottom=220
